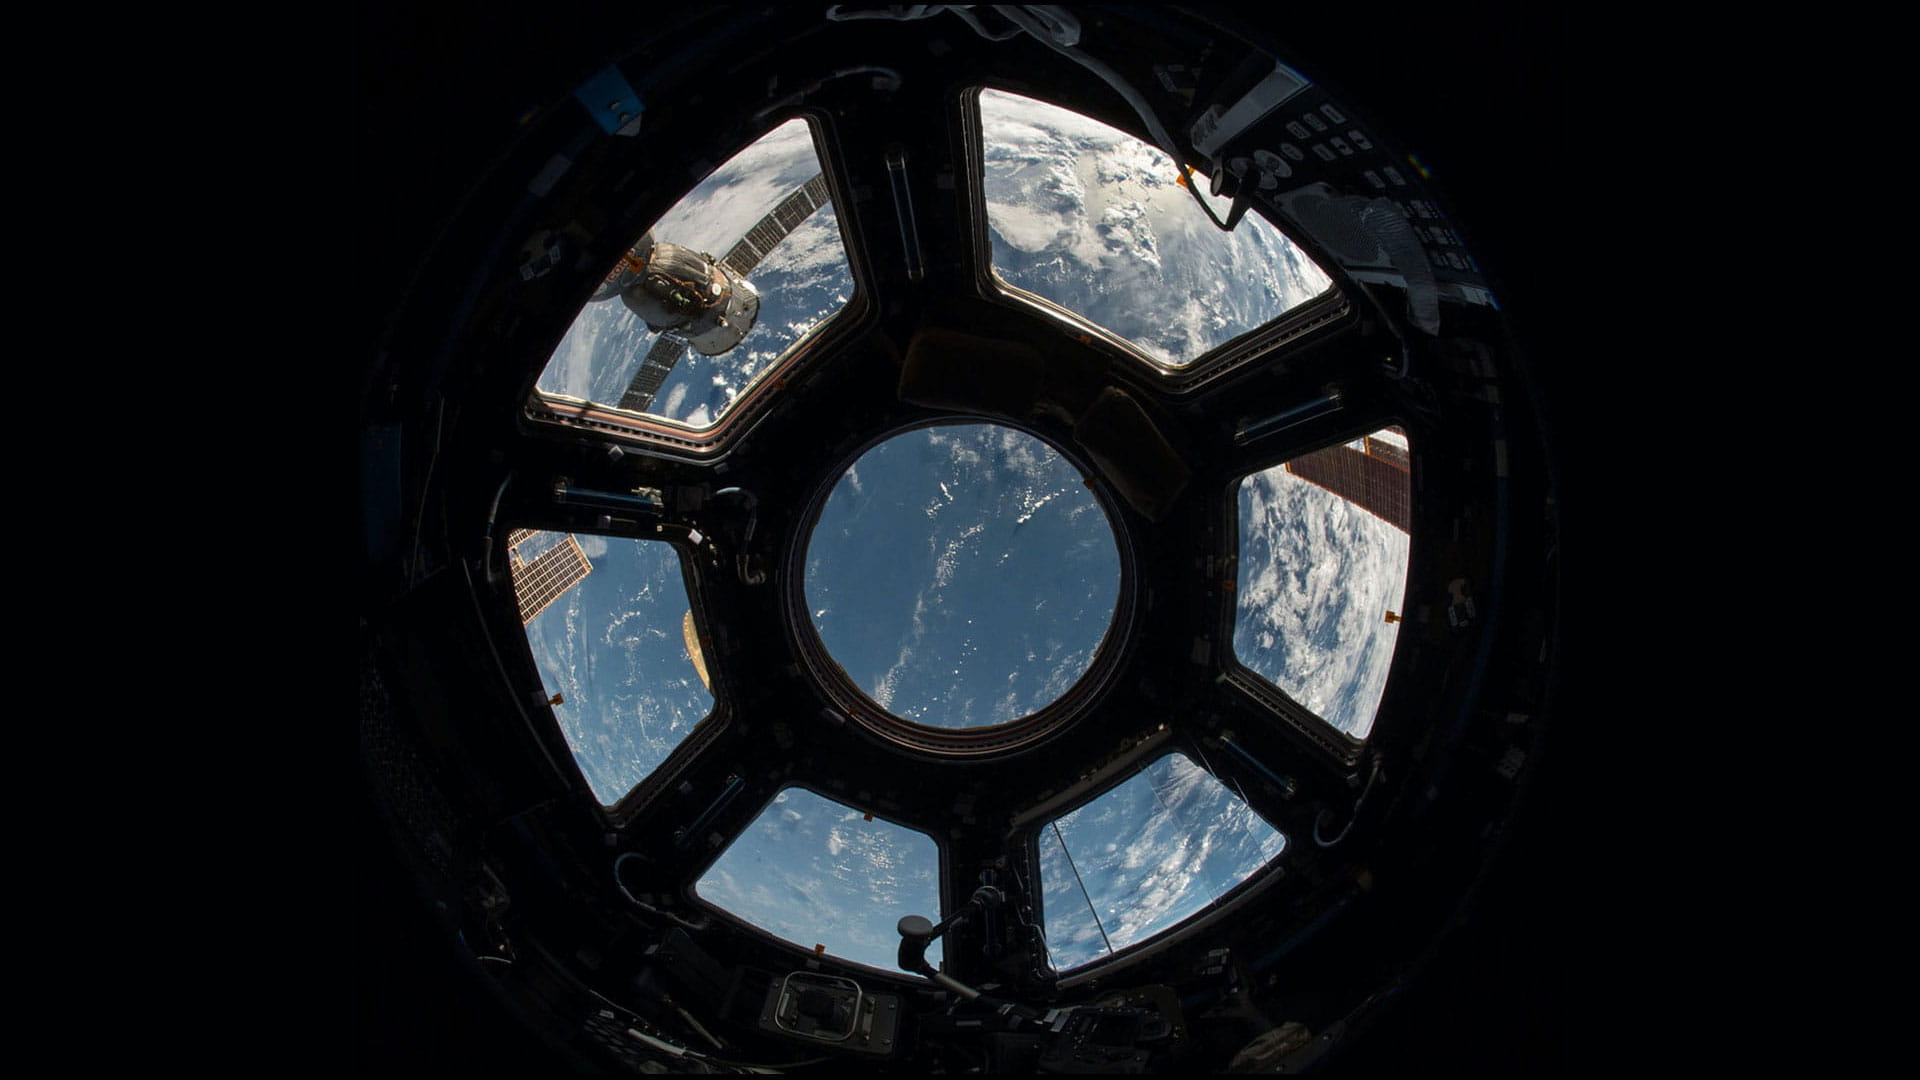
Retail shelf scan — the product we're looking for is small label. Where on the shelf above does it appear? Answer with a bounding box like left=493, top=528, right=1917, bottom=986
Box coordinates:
left=1279, top=142, right=1305, bottom=161
left=1382, top=165, right=1407, bottom=186
left=1312, top=143, right=1336, bottom=161
left=1330, top=136, right=1353, bottom=155
left=1320, top=103, right=1347, bottom=123
left=1364, top=169, right=1385, bottom=189
left=1348, top=129, right=1372, bottom=150
left=1302, top=111, right=1328, bottom=132
left=1286, top=120, right=1310, bottom=139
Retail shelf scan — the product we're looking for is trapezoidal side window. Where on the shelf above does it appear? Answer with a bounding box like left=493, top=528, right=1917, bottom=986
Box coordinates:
left=1037, top=752, right=1287, bottom=972
left=694, top=788, right=943, bottom=973
left=1232, top=427, right=1412, bottom=741
left=511, top=530, right=715, bottom=806
left=976, top=88, right=1332, bottom=372
left=532, top=117, right=855, bottom=431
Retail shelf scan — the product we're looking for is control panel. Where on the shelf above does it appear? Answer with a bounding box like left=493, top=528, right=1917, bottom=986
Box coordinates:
left=757, top=971, right=903, bottom=1057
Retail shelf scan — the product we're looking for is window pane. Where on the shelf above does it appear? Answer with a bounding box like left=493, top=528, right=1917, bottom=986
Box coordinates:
left=695, top=789, right=943, bottom=971
left=1233, top=428, right=1412, bottom=738
left=1039, top=753, right=1285, bottom=971
left=515, top=532, right=714, bottom=804
left=979, top=88, right=1331, bottom=367
left=535, top=118, right=854, bottom=428
left=805, top=423, right=1120, bottom=728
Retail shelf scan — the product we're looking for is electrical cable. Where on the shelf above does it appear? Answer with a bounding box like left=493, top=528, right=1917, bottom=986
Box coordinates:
left=825, top=3, right=1024, bottom=41
left=481, top=472, right=511, bottom=583
left=949, top=6, right=1025, bottom=40
left=1006, top=856, right=1053, bottom=964
left=1314, top=756, right=1384, bottom=848
left=614, top=852, right=712, bottom=931
left=750, top=65, right=904, bottom=122
left=819, top=5, right=1245, bottom=232
left=823, top=4, right=939, bottom=20
left=988, top=5, right=1244, bottom=233
left=1180, top=746, right=1255, bottom=904
left=1143, top=766, right=1223, bottom=906
left=407, top=396, right=447, bottom=585
left=1049, top=819, right=1113, bottom=957
left=1192, top=741, right=1258, bottom=827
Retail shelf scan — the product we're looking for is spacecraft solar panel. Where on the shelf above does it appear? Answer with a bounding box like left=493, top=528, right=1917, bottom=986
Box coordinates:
left=1364, top=436, right=1410, bottom=473
left=513, top=534, right=593, bottom=624
left=721, top=174, right=830, bottom=277
left=1285, top=444, right=1412, bottom=533
left=618, top=334, right=689, bottom=413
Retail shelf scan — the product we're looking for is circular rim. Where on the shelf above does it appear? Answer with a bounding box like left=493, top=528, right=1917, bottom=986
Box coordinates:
left=785, top=415, right=1138, bottom=759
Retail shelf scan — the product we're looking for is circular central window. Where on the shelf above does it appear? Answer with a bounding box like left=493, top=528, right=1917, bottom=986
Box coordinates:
left=805, top=423, right=1121, bottom=729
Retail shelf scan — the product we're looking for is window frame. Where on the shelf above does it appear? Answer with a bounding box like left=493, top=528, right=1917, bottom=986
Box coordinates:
left=964, top=84, right=1351, bottom=396
left=686, top=782, right=951, bottom=978
left=1027, top=746, right=1291, bottom=980
left=521, top=110, right=876, bottom=458
left=506, top=527, right=734, bottom=820
left=1219, top=424, right=1417, bottom=764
